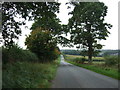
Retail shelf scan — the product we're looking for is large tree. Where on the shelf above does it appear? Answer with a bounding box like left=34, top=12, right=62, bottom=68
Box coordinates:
left=31, top=16, right=62, bottom=36
left=31, top=16, right=73, bottom=48
left=25, top=27, right=60, bottom=62
left=68, top=2, right=112, bottom=62
left=2, top=2, right=60, bottom=48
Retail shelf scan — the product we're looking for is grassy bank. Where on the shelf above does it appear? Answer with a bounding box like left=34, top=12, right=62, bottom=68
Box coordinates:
left=3, top=57, right=60, bottom=88
left=64, top=55, right=119, bottom=80
left=2, top=45, right=61, bottom=88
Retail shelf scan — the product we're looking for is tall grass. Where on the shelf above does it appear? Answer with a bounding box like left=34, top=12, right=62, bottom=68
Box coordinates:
left=3, top=57, right=60, bottom=88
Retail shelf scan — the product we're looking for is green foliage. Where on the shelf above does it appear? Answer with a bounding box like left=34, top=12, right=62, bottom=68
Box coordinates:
left=102, top=50, right=118, bottom=56
left=68, top=2, right=112, bottom=62
left=3, top=57, right=60, bottom=88
left=2, top=2, right=60, bottom=47
left=25, top=27, right=60, bottom=62
left=2, top=45, right=38, bottom=64
left=74, top=57, right=86, bottom=63
left=104, top=55, right=118, bottom=66
left=2, top=47, right=9, bottom=64
left=31, top=17, right=62, bottom=36
left=61, top=49, right=80, bottom=55
left=80, top=50, right=88, bottom=57
left=31, top=17, right=72, bottom=48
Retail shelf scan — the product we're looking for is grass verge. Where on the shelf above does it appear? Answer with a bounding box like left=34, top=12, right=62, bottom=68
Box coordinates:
left=66, top=60, right=119, bottom=80
left=3, top=57, right=60, bottom=88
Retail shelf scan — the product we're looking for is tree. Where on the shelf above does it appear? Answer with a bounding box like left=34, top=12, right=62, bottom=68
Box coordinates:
left=68, top=2, right=112, bottom=63
left=31, top=16, right=73, bottom=48
left=25, top=27, right=60, bottom=62
left=2, top=2, right=60, bottom=48
left=31, top=17, right=62, bottom=36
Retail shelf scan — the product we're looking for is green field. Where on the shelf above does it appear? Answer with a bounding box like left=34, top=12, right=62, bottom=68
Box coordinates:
left=64, top=54, right=105, bottom=64
left=65, top=54, right=104, bottom=60
left=64, top=54, right=119, bottom=80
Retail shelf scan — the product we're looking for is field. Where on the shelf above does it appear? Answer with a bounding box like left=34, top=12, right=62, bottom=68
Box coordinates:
left=65, top=54, right=104, bottom=60
left=64, top=54, right=119, bottom=80
left=65, top=54, right=105, bottom=64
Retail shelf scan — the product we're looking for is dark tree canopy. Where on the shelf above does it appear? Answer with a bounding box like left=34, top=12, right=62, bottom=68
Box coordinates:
left=2, top=2, right=60, bottom=48
left=68, top=2, right=112, bottom=62
left=31, top=15, right=73, bottom=48
left=25, top=27, right=60, bottom=62
left=31, top=16, right=62, bottom=36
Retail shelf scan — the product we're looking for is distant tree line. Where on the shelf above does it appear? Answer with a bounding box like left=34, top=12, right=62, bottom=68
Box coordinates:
left=61, top=50, right=80, bottom=55
left=100, top=50, right=119, bottom=56
left=61, top=49, right=119, bottom=57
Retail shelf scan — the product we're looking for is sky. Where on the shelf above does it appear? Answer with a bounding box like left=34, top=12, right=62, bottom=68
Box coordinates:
left=17, top=0, right=119, bottom=50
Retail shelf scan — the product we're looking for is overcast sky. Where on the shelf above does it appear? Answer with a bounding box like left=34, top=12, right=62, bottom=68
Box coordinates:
left=18, top=0, right=119, bottom=50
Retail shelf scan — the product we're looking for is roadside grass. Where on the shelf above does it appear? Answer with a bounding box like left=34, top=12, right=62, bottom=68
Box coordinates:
left=66, top=61, right=119, bottom=80
left=3, top=57, right=60, bottom=88
left=64, top=55, right=119, bottom=80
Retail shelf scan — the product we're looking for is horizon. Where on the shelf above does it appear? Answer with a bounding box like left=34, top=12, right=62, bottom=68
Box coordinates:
left=60, top=48, right=119, bottom=50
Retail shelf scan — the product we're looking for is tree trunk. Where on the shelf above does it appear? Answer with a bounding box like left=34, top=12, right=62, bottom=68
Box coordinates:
left=88, top=41, right=93, bottom=64
left=88, top=47, right=92, bottom=64
left=87, top=24, right=93, bottom=64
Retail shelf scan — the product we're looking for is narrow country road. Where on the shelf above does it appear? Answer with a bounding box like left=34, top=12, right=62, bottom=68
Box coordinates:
left=52, top=55, right=119, bottom=88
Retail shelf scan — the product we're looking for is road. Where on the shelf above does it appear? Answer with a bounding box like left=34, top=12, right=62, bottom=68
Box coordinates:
left=52, top=55, right=119, bottom=88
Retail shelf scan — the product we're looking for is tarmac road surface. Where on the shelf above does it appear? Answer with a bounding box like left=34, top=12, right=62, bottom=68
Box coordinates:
left=52, top=55, right=119, bottom=88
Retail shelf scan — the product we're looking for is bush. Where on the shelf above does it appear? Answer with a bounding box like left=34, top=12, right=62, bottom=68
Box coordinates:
left=81, top=58, right=86, bottom=63
left=2, top=47, right=9, bottom=64
left=2, top=45, right=39, bottom=64
left=22, top=50, right=39, bottom=62
left=74, top=57, right=85, bottom=63
left=104, top=55, right=118, bottom=66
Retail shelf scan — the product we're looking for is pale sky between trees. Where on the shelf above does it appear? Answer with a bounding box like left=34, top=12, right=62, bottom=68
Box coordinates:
left=17, top=0, right=119, bottom=50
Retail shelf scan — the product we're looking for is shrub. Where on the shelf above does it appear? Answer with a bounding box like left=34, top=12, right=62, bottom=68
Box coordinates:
left=74, top=57, right=85, bottom=63
left=104, top=55, right=118, bottom=66
left=81, top=58, right=86, bottom=63
left=2, top=47, right=9, bottom=64
left=118, top=56, right=120, bottom=72
left=22, top=50, right=39, bottom=62
left=2, top=45, right=39, bottom=64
